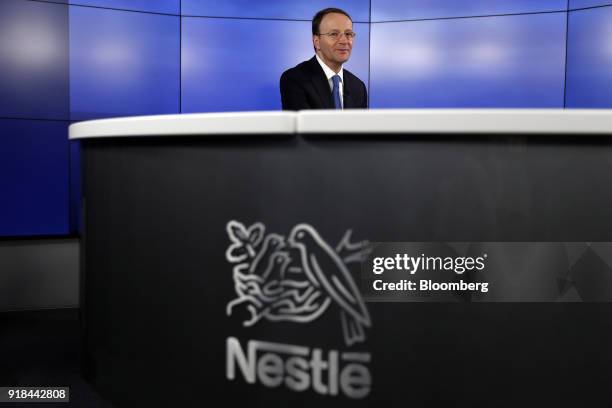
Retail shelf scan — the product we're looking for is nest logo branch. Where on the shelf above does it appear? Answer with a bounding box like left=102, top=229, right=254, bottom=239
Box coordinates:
left=361, top=243, right=612, bottom=302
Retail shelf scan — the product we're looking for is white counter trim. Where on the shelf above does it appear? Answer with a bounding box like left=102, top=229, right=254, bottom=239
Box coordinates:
left=69, top=109, right=612, bottom=139
left=298, top=109, right=612, bottom=134
left=69, top=112, right=297, bottom=139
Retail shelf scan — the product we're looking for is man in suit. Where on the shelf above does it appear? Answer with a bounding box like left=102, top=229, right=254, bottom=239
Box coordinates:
left=280, top=8, right=368, bottom=110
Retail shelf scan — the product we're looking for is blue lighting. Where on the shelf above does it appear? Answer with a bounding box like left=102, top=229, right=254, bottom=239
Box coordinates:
left=70, top=6, right=180, bottom=120
left=370, top=13, right=566, bottom=108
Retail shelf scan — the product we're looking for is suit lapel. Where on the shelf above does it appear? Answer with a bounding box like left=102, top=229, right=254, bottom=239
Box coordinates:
left=308, top=57, right=333, bottom=109
left=343, top=73, right=355, bottom=109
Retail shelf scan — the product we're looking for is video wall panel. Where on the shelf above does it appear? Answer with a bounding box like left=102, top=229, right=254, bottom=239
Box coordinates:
left=70, top=6, right=180, bottom=120
left=62, top=0, right=179, bottom=14
left=566, top=7, right=612, bottom=107
left=0, top=0, right=69, bottom=120
left=182, top=18, right=369, bottom=113
left=371, top=0, right=567, bottom=22
left=181, top=0, right=370, bottom=22
left=569, top=0, right=612, bottom=9
left=369, top=13, right=566, bottom=108
left=0, top=120, right=69, bottom=236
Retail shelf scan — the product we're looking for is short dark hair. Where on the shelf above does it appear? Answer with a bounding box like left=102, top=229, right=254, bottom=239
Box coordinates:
left=312, top=8, right=352, bottom=35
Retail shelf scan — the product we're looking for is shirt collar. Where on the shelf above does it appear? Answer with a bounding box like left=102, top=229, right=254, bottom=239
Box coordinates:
left=315, top=54, right=344, bottom=83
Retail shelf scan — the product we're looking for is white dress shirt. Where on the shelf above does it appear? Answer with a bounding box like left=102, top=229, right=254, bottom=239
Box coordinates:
left=315, top=54, right=344, bottom=109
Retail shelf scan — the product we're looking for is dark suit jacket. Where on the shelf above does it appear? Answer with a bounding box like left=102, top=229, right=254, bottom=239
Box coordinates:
left=280, top=56, right=368, bottom=110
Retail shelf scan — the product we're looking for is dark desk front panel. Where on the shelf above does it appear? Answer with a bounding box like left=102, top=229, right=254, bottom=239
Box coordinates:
left=81, top=134, right=612, bottom=407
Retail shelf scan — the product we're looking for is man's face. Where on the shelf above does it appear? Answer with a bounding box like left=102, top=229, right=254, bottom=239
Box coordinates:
left=313, top=13, right=353, bottom=69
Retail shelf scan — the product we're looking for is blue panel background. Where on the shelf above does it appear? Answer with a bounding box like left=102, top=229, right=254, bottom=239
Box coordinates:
left=182, top=19, right=369, bottom=113
left=372, top=0, right=567, bottom=21
left=0, top=0, right=69, bottom=120
left=62, top=0, right=179, bottom=14
left=0, top=120, right=69, bottom=236
left=70, top=6, right=180, bottom=120
left=570, top=1, right=612, bottom=9
left=566, top=7, right=612, bottom=107
left=182, top=0, right=370, bottom=22
left=370, top=13, right=566, bottom=108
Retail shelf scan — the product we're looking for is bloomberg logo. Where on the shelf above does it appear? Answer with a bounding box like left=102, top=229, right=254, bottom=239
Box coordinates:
left=226, top=337, right=371, bottom=399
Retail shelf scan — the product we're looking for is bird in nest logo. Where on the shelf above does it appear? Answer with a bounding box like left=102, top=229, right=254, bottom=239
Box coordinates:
left=225, top=221, right=372, bottom=347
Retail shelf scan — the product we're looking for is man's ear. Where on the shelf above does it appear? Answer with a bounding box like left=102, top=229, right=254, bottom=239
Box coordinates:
left=312, top=35, right=319, bottom=51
